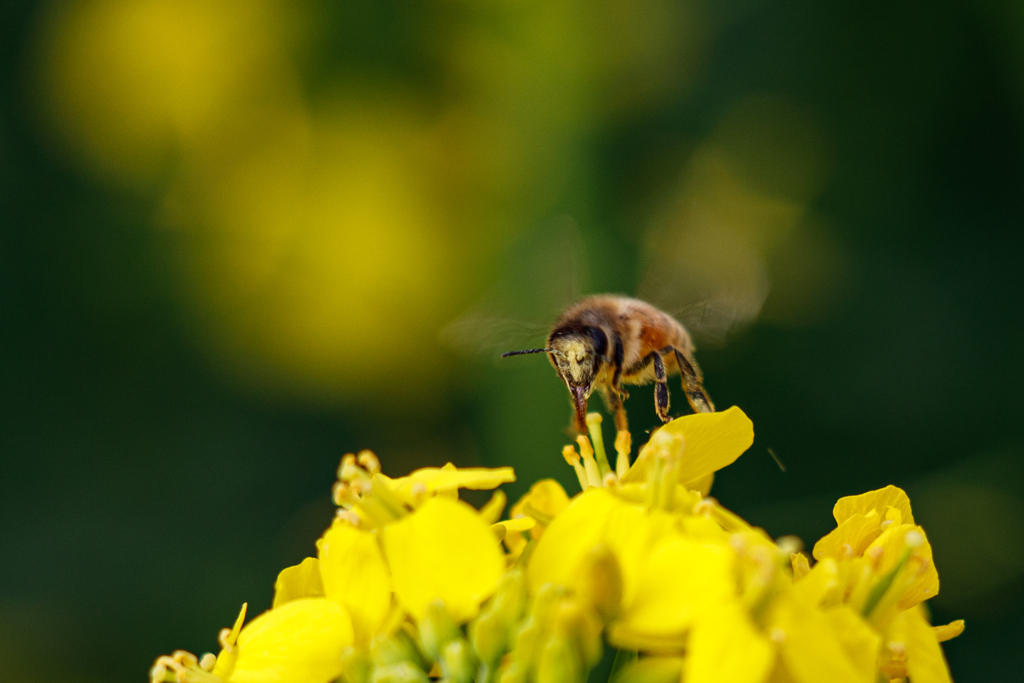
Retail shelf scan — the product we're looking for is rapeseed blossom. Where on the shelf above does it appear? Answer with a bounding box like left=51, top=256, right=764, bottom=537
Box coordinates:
left=151, top=408, right=962, bottom=683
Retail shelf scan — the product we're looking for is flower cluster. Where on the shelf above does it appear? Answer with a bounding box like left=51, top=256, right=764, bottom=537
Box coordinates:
left=151, top=407, right=962, bottom=683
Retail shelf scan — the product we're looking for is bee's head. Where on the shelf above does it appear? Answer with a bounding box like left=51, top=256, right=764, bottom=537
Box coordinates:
left=547, top=325, right=609, bottom=432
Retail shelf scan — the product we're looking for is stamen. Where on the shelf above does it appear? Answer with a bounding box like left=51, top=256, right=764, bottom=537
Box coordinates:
left=576, top=436, right=602, bottom=489
left=614, top=430, right=631, bottom=479
left=585, top=413, right=612, bottom=478
left=357, top=450, right=381, bottom=474
left=150, top=663, right=168, bottom=683
left=775, top=536, right=803, bottom=556
left=199, top=654, right=216, bottom=672
left=335, top=509, right=362, bottom=526
left=338, top=454, right=359, bottom=481
left=562, top=445, right=589, bottom=491
left=480, top=490, right=507, bottom=524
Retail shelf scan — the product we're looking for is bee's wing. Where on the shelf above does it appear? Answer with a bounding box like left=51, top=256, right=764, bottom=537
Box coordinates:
left=636, top=221, right=769, bottom=347
left=439, top=216, right=590, bottom=362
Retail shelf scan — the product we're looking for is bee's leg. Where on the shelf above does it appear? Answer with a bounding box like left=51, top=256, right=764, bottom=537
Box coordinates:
left=609, top=337, right=629, bottom=432
left=650, top=352, right=671, bottom=423
left=598, top=384, right=629, bottom=432
left=670, top=347, right=715, bottom=413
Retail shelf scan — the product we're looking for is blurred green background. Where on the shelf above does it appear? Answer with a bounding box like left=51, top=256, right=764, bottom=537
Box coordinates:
left=2, top=0, right=1023, bottom=680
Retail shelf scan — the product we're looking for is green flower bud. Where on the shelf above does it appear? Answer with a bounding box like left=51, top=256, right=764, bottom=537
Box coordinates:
left=470, top=608, right=507, bottom=665
left=419, top=600, right=462, bottom=661
left=371, top=663, right=431, bottom=683
left=339, top=646, right=373, bottom=683
left=611, top=657, right=684, bottom=683
left=536, top=634, right=583, bottom=683
left=440, top=638, right=477, bottom=683
left=371, top=629, right=428, bottom=670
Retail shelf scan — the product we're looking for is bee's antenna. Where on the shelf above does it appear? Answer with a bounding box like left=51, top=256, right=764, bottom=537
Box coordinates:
left=501, top=348, right=552, bottom=358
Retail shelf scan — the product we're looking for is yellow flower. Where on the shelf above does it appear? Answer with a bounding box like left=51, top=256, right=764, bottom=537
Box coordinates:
left=620, top=406, right=754, bottom=487
left=382, top=496, right=505, bottom=622
left=272, top=557, right=324, bottom=609
left=504, top=479, right=571, bottom=558
left=317, top=521, right=393, bottom=643
left=152, top=599, right=355, bottom=683
left=227, top=599, right=354, bottom=683
left=877, top=605, right=957, bottom=682
left=151, top=409, right=966, bottom=683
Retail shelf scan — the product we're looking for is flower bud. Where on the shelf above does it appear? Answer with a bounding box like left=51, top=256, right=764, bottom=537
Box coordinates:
left=611, top=657, right=684, bottom=683
left=440, top=638, right=476, bottom=683
left=339, top=647, right=373, bottom=683
left=371, top=662, right=430, bottom=683
left=535, top=633, right=583, bottom=683
left=371, top=629, right=427, bottom=670
left=469, top=609, right=507, bottom=665
left=419, top=600, right=461, bottom=661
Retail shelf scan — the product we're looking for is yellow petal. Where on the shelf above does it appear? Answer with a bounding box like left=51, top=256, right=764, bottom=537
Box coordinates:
left=620, top=536, right=736, bottom=637
left=863, top=524, right=939, bottom=608
left=792, top=558, right=840, bottom=607
left=231, top=598, right=353, bottom=683
left=386, top=466, right=515, bottom=499
left=382, top=496, right=504, bottom=622
left=832, top=486, right=914, bottom=526
left=623, top=407, right=754, bottom=485
left=812, top=511, right=882, bottom=562
left=685, top=472, right=715, bottom=496
left=527, top=489, right=679, bottom=606
left=272, top=558, right=325, bottom=609
left=317, top=521, right=392, bottom=642
left=685, top=601, right=775, bottom=683
left=768, top=592, right=873, bottom=683
left=824, top=607, right=881, bottom=679
left=504, top=479, right=571, bottom=556
left=526, top=489, right=623, bottom=594
left=933, top=619, right=964, bottom=643
left=904, top=606, right=953, bottom=683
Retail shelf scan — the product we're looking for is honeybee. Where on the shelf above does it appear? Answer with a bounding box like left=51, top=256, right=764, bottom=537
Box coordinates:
left=503, top=295, right=714, bottom=433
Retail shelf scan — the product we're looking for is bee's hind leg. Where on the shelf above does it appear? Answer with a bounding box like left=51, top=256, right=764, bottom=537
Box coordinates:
left=670, top=348, right=715, bottom=413
left=650, top=352, right=671, bottom=423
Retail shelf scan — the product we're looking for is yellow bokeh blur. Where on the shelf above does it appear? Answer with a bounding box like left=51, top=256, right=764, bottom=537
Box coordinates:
left=34, top=0, right=733, bottom=402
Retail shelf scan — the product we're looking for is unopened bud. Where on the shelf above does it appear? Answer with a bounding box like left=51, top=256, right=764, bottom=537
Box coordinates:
left=611, top=657, right=684, bottom=683
left=339, top=646, right=372, bottom=683
left=419, top=601, right=461, bottom=661
left=371, top=630, right=427, bottom=669
left=470, top=609, right=507, bottom=665
left=371, top=662, right=430, bottom=683
left=440, top=638, right=476, bottom=683
left=552, top=601, right=603, bottom=669
left=498, top=662, right=528, bottom=683
left=576, top=544, right=623, bottom=622
left=490, top=569, right=527, bottom=624
left=535, top=634, right=583, bottom=683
